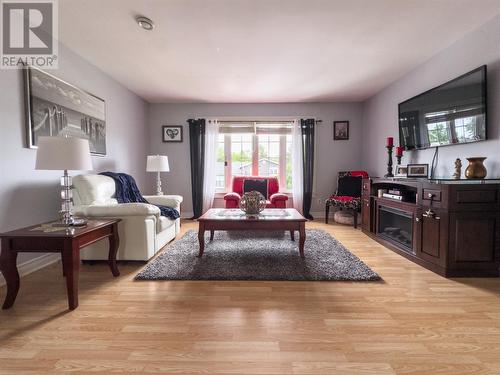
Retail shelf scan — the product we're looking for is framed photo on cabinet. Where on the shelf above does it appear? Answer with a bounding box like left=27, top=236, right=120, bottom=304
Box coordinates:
left=407, top=164, right=429, bottom=178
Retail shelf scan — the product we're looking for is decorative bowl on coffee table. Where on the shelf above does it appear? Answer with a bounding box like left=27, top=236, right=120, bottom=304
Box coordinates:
left=239, top=191, right=266, bottom=216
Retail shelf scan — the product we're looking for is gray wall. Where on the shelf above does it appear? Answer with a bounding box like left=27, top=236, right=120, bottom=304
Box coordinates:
left=0, top=43, right=149, bottom=265
left=362, top=13, right=500, bottom=178
left=148, top=103, right=363, bottom=216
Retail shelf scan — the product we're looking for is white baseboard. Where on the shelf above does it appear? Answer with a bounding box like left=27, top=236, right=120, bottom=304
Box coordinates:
left=311, top=211, right=325, bottom=219
left=181, top=211, right=194, bottom=219
left=0, top=253, right=60, bottom=287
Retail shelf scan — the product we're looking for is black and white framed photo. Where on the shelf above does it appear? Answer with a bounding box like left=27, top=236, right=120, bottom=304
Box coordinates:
left=24, top=67, right=107, bottom=155
left=162, top=126, right=183, bottom=142
left=333, top=121, right=349, bottom=140
left=407, top=164, right=429, bottom=178
left=395, top=165, right=408, bottom=178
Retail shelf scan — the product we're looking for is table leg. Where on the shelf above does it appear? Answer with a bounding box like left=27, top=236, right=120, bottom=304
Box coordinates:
left=325, top=203, right=330, bottom=224
left=290, top=230, right=295, bottom=241
left=210, top=230, right=214, bottom=241
left=198, top=222, right=205, bottom=257
left=0, top=239, right=20, bottom=309
left=62, top=241, right=80, bottom=310
left=108, top=223, right=120, bottom=277
left=299, top=223, right=306, bottom=258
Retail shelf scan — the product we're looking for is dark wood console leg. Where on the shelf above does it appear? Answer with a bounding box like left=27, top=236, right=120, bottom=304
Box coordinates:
left=0, top=239, right=20, bottom=309
left=210, top=230, right=214, bottom=241
left=290, top=230, right=295, bottom=241
left=108, top=223, right=120, bottom=277
left=325, top=203, right=330, bottom=224
left=353, top=211, right=358, bottom=229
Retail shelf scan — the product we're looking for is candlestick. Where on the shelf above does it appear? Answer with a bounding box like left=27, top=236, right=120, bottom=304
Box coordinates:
left=396, top=155, right=402, bottom=165
left=384, top=145, right=394, bottom=178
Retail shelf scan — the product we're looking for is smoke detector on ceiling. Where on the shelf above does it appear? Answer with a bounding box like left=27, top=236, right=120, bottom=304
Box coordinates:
left=136, top=16, right=154, bottom=31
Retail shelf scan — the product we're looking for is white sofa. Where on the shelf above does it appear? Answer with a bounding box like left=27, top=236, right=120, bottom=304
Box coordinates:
left=72, top=174, right=183, bottom=261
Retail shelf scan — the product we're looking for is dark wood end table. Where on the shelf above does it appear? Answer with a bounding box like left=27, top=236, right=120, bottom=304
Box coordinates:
left=197, top=209, right=307, bottom=258
left=0, top=219, right=120, bottom=310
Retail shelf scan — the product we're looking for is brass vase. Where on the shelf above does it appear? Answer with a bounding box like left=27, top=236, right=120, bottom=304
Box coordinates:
left=465, top=157, right=487, bottom=179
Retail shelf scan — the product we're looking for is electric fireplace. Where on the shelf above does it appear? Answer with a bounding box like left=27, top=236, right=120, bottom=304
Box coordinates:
left=377, top=205, right=413, bottom=252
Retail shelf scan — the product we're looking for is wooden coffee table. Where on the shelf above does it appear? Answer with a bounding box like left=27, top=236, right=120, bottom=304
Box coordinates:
left=197, top=208, right=307, bottom=258
left=0, top=219, right=120, bottom=310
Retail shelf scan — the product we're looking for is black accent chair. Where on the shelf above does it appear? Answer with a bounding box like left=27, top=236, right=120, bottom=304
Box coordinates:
left=325, top=170, right=368, bottom=228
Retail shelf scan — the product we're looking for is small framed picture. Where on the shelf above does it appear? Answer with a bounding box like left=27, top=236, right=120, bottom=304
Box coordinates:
left=333, top=121, right=349, bottom=140
left=407, top=164, right=429, bottom=178
left=162, top=126, right=183, bottom=142
left=395, top=165, right=408, bottom=178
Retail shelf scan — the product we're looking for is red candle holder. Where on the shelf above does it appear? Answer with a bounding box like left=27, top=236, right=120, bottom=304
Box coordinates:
left=396, top=146, right=403, bottom=165
left=384, top=145, right=394, bottom=178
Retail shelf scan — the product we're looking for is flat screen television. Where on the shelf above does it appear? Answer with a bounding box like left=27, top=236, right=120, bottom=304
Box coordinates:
left=399, top=66, right=487, bottom=150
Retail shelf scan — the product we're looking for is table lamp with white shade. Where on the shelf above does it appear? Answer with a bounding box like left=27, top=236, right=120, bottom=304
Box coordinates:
left=35, top=136, right=93, bottom=226
left=146, top=155, right=170, bottom=195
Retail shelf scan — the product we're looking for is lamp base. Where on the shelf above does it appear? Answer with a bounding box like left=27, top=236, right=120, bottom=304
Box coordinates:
left=53, top=217, right=88, bottom=227
left=56, top=170, right=88, bottom=227
left=155, top=171, right=164, bottom=195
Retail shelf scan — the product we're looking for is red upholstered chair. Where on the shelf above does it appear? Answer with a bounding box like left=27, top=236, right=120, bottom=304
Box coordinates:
left=325, top=170, right=369, bottom=228
left=224, top=176, right=288, bottom=208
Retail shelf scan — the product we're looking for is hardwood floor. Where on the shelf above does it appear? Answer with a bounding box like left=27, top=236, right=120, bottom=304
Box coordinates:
left=1, top=220, right=499, bottom=374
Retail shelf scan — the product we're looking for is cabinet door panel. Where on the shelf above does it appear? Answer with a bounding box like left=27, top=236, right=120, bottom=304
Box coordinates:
left=450, top=213, right=497, bottom=262
left=421, top=217, right=440, bottom=258
left=416, top=209, right=447, bottom=267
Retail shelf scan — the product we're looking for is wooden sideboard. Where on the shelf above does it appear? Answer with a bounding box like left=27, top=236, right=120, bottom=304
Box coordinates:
left=361, top=178, right=500, bottom=277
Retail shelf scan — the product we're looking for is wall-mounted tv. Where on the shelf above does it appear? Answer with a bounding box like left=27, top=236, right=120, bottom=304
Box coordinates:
left=399, top=66, right=487, bottom=150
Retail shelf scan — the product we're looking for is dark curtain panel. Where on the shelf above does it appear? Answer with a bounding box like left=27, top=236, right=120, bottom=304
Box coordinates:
left=301, top=118, right=315, bottom=220
left=188, top=119, right=206, bottom=219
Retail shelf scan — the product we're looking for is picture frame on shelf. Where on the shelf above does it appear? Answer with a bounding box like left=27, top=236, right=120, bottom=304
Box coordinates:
left=162, top=126, right=183, bottom=142
left=407, top=163, right=429, bottom=178
left=395, top=165, right=408, bottom=178
left=333, top=121, right=349, bottom=140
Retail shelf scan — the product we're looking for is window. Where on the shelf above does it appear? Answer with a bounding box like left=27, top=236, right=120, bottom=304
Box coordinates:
left=216, top=121, right=294, bottom=192
left=215, top=135, right=225, bottom=190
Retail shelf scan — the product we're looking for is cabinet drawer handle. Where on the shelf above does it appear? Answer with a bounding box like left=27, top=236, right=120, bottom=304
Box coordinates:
left=415, top=217, right=420, bottom=222
left=423, top=212, right=441, bottom=220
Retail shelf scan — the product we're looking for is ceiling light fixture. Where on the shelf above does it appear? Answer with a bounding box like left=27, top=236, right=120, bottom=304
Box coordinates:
left=136, top=16, right=154, bottom=31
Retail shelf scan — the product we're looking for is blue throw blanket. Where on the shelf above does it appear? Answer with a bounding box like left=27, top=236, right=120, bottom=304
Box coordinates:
left=100, top=172, right=180, bottom=220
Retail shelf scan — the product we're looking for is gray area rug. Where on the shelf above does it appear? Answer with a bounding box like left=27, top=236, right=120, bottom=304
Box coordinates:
left=135, top=229, right=380, bottom=281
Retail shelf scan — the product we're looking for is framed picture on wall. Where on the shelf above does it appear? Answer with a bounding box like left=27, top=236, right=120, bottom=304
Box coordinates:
left=333, top=121, right=349, bottom=140
left=24, top=66, right=107, bottom=155
left=162, top=126, right=183, bottom=142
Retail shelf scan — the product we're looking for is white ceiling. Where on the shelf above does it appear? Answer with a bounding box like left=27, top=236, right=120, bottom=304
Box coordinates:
left=59, top=0, right=500, bottom=103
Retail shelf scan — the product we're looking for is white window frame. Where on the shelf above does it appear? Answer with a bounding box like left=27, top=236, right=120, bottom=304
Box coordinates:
left=215, top=122, right=293, bottom=193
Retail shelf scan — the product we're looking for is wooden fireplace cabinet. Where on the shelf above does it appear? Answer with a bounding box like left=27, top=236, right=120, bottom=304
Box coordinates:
left=361, top=178, right=500, bottom=277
